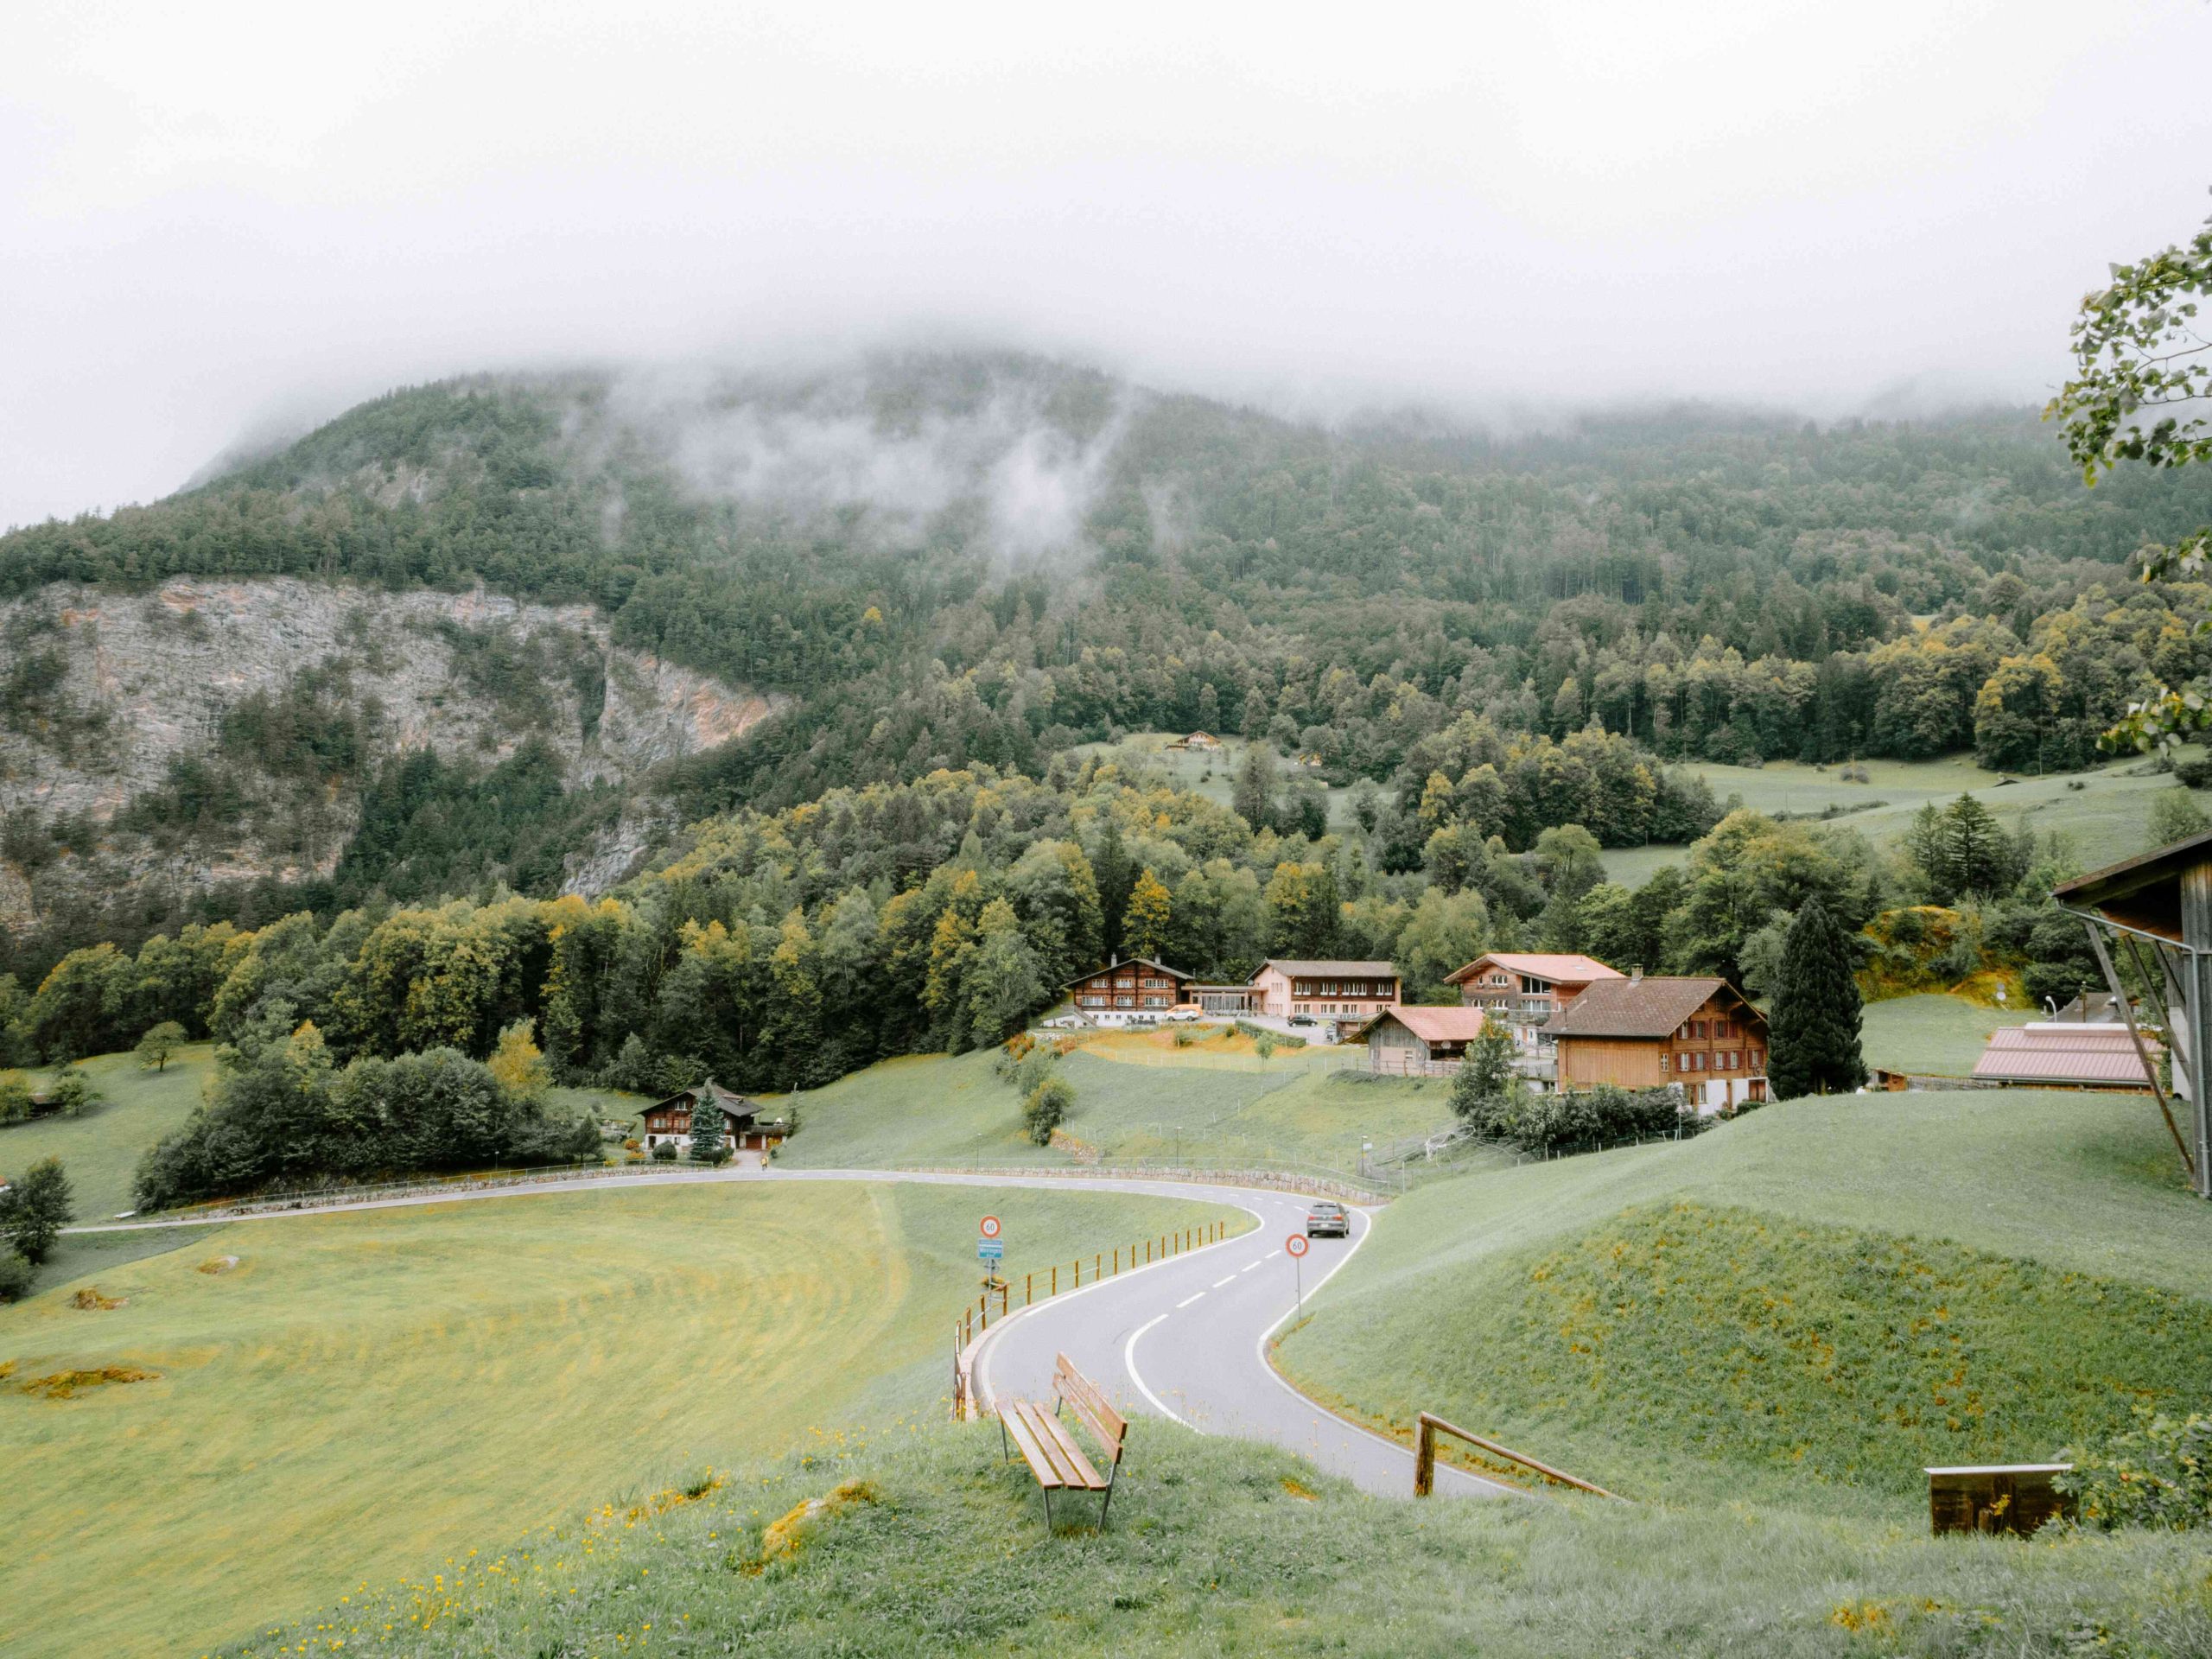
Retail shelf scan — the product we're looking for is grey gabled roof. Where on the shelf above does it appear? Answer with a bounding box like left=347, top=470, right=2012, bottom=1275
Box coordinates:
left=1252, top=959, right=1398, bottom=980
left=1548, top=976, right=1762, bottom=1039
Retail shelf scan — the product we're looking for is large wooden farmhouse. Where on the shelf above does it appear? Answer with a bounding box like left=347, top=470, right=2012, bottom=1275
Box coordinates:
left=1547, top=974, right=1769, bottom=1112
left=639, top=1080, right=787, bottom=1153
left=1060, top=956, right=1194, bottom=1024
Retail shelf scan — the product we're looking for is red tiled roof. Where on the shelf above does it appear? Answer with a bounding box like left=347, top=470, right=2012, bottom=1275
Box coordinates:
left=1446, top=952, right=1624, bottom=986
left=1370, top=1006, right=1497, bottom=1044
left=1970, top=1026, right=2158, bottom=1087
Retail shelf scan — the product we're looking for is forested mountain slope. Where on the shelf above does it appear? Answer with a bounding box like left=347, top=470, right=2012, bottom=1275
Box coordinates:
left=3, top=350, right=2209, bottom=985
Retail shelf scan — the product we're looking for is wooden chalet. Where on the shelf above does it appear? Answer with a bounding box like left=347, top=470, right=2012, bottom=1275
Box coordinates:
left=1547, top=974, right=1768, bottom=1113
left=1165, top=731, right=1221, bottom=751
left=639, top=1080, right=786, bottom=1153
left=1060, top=956, right=1194, bottom=1024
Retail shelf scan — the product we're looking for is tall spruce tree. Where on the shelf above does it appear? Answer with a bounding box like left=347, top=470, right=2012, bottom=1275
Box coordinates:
left=1766, top=899, right=1867, bottom=1099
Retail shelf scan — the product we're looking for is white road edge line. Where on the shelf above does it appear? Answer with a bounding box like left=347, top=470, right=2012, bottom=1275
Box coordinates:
left=971, top=1194, right=1267, bottom=1417
left=1124, top=1313, right=1191, bottom=1428
left=1252, top=1209, right=1523, bottom=1502
left=1178, top=1292, right=1206, bottom=1307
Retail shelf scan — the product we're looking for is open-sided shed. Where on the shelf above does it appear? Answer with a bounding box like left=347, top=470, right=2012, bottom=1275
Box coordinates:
left=2052, top=829, right=2212, bottom=1198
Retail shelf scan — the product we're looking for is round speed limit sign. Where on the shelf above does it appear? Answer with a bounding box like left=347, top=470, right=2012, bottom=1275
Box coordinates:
left=980, top=1216, right=1001, bottom=1240
left=1285, top=1234, right=1310, bottom=1258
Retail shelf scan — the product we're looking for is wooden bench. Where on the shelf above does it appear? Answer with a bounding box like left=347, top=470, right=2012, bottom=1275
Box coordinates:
left=996, top=1352, right=1128, bottom=1529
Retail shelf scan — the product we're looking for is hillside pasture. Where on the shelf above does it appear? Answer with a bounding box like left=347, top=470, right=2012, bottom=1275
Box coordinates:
left=219, top=1418, right=2212, bottom=1659
left=1859, top=993, right=2005, bottom=1077
left=1280, top=1087, right=2212, bottom=1516
left=1599, top=753, right=2203, bottom=884
left=0, top=1043, right=214, bottom=1223
left=775, top=1036, right=1455, bottom=1179
left=0, top=1179, right=1241, bottom=1658
left=1063, top=731, right=1362, bottom=830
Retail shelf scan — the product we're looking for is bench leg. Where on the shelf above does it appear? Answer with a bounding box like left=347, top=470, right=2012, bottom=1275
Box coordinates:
left=999, top=1416, right=1008, bottom=1463
left=1041, top=1484, right=1052, bottom=1531
left=1098, top=1472, right=1115, bottom=1529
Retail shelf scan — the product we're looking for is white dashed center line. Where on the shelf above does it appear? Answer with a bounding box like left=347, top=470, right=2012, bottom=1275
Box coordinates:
left=1176, top=1292, right=1206, bottom=1309
left=1212, top=1274, right=1238, bottom=1288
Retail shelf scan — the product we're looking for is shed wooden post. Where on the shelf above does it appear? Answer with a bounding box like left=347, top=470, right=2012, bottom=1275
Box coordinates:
left=2182, top=862, right=2212, bottom=1197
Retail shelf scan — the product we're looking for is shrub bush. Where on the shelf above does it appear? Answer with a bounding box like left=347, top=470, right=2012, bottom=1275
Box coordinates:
left=1465, top=1084, right=1688, bottom=1155
left=651, top=1139, right=678, bottom=1162
left=2063, top=1408, right=2212, bottom=1531
left=1024, top=1076, right=1075, bottom=1145
left=131, top=1029, right=601, bottom=1210
left=0, top=1249, right=33, bottom=1302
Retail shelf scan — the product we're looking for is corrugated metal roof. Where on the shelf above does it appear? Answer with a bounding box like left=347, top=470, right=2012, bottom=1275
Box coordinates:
left=1970, top=1026, right=2158, bottom=1086
left=1446, top=952, right=1624, bottom=986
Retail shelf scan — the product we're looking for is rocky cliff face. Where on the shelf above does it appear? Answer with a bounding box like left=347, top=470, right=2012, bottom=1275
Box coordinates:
left=0, top=577, right=780, bottom=925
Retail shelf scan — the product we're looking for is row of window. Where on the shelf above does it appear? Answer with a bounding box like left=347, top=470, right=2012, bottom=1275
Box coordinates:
left=1662, top=1050, right=1761, bottom=1074
left=1676, top=1018, right=1739, bottom=1041
left=1077, top=994, right=1177, bottom=1009
left=1289, top=982, right=1394, bottom=997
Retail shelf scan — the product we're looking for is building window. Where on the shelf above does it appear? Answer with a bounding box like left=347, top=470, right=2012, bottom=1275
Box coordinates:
left=1659, top=1052, right=1670, bottom=1072
left=1116, top=995, right=1134, bottom=1008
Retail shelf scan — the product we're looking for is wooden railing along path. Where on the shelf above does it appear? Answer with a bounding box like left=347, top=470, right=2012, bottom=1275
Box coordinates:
left=1413, top=1410, right=1627, bottom=1501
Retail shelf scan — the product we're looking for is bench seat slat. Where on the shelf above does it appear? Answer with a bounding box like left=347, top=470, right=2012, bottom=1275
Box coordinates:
left=1001, top=1403, right=1070, bottom=1489
left=1011, top=1402, right=1095, bottom=1489
left=1033, top=1410, right=1107, bottom=1490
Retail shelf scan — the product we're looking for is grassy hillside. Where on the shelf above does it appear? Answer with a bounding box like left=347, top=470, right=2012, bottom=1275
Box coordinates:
left=1859, top=993, right=2006, bottom=1076
left=1599, top=753, right=2204, bottom=885
left=1065, top=731, right=1363, bottom=830
left=777, top=1032, right=1454, bottom=1178
left=0, top=1044, right=215, bottom=1222
left=1279, top=1089, right=2212, bottom=1516
left=0, top=1179, right=1241, bottom=1658
left=218, top=1421, right=2212, bottom=1658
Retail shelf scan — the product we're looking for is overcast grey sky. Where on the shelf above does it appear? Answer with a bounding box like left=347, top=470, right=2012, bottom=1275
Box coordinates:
left=3, top=0, right=2209, bottom=530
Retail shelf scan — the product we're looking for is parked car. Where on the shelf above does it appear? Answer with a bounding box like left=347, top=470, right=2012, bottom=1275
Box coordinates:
left=1287, top=1014, right=1318, bottom=1028
left=1164, top=1006, right=1204, bottom=1023
left=1306, top=1200, right=1350, bottom=1237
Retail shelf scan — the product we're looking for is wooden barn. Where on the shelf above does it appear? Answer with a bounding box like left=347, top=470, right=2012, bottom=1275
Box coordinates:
left=1361, top=1006, right=1497, bottom=1077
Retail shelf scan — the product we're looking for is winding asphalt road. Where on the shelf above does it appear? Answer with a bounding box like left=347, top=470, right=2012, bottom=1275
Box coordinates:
left=65, top=1165, right=1512, bottom=1500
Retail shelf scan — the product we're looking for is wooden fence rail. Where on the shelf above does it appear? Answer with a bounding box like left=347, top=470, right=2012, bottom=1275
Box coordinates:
left=950, top=1219, right=1230, bottom=1416
left=1412, top=1410, right=1627, bottom=1501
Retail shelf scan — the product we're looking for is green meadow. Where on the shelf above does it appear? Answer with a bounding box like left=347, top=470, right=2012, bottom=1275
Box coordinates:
left=0, top=1179, right=1243, bottom=1658
left=777, top=1027, right=1456, bottom=1179
left=1859, top=992, right=2009, bottom=1076
left=1599, top=753, right=2200, bottom=886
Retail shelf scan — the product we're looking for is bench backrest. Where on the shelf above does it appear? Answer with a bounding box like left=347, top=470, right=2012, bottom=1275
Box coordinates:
left=1053, top=1352, right=1128, bottom=1468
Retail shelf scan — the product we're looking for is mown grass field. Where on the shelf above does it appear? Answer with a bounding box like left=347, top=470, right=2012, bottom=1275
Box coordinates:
left=0, top=1179, right=1243, bottom=1658
left=1859, top=993, right=2007, bottom=1076
left=1279, top=1087, right=2212, bottom=1519
left=219, top=1416, right=2212, bottom=1658
left=1599, top=753, right=2202, bottom=885
left=776, top=1030, right=1457, bottom=1178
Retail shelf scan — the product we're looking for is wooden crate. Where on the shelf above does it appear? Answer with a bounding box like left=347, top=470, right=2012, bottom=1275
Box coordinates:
left=1926, top=1464, right=2074, bottom=1536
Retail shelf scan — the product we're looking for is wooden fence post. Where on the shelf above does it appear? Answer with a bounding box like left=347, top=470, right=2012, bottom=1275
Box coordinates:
left=1025, top=1272, right=1033, bottom=1306
left=1114, top=1247, right=1120, bottom=1274
left=1414, top=1415, right=1436, bottom=1497
left=1052, top=1264, right=1058, bottom=1295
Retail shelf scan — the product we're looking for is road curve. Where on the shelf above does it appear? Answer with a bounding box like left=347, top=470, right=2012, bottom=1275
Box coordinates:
left=66, top=1165, right=1512, bottom=1500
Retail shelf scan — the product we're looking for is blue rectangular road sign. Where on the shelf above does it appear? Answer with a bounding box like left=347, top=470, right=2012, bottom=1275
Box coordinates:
left=977, top=1240, right=1005, bottom=1261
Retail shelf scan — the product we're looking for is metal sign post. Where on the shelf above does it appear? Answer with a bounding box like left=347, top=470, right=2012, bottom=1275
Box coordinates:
left=979, top=1216, right=1005, bottom=1287
left=1286, top=1232, right=1309, bottom=1320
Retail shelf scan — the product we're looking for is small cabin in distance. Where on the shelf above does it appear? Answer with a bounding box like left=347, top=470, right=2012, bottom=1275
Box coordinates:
left=640, top=1080, right=787, bottom=1153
